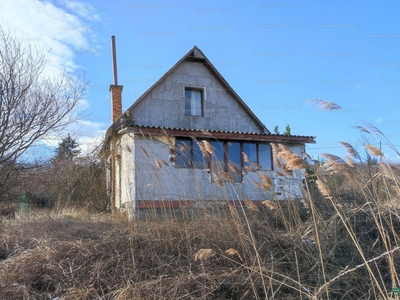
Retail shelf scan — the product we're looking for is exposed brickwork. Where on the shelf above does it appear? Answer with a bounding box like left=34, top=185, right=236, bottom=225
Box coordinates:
left=110, top=84, right=123, bottom=123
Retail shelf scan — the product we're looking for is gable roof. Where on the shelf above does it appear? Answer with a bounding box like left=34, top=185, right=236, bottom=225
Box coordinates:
left=121, top=46, right=270, bottom=134
left=102, top=46, right=316, bottom=157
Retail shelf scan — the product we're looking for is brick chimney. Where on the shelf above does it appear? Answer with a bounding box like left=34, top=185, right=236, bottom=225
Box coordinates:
left=110, top=84, right=123, bottom=123
left=110, top=35, right=123, bottom=123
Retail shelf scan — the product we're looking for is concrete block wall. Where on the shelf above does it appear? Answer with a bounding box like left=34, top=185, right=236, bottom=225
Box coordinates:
left=130, top=61, right=263, bottom=133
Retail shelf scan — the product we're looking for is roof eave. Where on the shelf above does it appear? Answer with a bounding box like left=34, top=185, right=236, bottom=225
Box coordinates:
left=127, top=125, right=316, bottom=144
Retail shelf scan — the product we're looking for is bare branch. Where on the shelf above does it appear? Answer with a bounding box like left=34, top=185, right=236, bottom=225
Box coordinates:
left=0, top=25, right=86, bottom=195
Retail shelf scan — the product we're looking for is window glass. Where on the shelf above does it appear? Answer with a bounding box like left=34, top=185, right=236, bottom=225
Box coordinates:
left=259, top=143, right=272, bottom=170
left=185, top=89, right=202, bottom=116
left=227, top=141, right=241, bottom=182
left=175, top=139, right=272, bottom=175
left=210, top=140, right=225, bottom=172
left=243, top=142, right=257, bottom=166
left=193, top=140, right=207, bottom=169
left=175, top=139, right=191, bottom=168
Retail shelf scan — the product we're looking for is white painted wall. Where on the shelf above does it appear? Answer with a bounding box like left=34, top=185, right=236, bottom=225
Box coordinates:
left=119, top=133, right=136, bottom=214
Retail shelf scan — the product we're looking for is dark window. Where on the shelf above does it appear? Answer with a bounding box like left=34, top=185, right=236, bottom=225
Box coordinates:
left=193, top=140, right=207, bottom=168
left=243, top=142, right=257, bottom=166
left=175, top=139, right=273, bottom=175
left=227, top=141, right=242, bottom=182
left=175, top=138, right=207, bottom=169
left=210, top=141, right=224, bottom=172
left=175, top=139, right=191, bottom=168
left=185, top=88, right=203, bottom=116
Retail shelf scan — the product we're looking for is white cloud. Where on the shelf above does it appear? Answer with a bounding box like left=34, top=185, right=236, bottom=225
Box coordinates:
left=78, top=131, right=106, bottom=156
left=0, top=0, right=107, bottom=159
left=41, top=119, right=106, bottom=151
left=62, top=0, right=102, bottom=21
left=0, top=0, right=96, bottom=74
left=76, top=99, right=91, bottom=113
left=68, top=120, right=105, bottom=137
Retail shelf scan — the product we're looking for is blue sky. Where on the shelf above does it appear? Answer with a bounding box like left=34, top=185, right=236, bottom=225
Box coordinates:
left=1, top=0, right=400, bottom=162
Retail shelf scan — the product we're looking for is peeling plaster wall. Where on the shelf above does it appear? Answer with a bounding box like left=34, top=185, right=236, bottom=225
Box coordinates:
left=130, top=61, right=263, bottom=133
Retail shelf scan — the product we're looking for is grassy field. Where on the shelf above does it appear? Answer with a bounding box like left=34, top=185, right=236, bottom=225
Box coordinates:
left=2, top=111, right=400, bottom=299
left=1, top=159, right=400, bottom=300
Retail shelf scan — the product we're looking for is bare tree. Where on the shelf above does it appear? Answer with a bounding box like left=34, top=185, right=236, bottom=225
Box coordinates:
left=0, top=26, right=86, bottom=203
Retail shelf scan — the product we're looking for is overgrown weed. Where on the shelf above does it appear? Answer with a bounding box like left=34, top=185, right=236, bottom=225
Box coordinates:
left=2, top=101, right=400, bottom=298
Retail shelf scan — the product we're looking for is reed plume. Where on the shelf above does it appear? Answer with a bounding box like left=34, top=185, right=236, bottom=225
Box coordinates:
left=300, top=199, right=309, bottom=209
left=275, top=144, right=308, bottom=170
left=340, top=141, right=359, bottom=159
left=212, top=172, right=223, bottom=187
left=140, top=147, right=148, bottom=157
left=262, top=200, right=278, bottom=210
left=178, top=142, right=189, bottom=152
left=164, top=135, right=174, bottom=148
left=244, top=165, right=256, bottom=172
left=243, top=199, right=259, bottom=211
left=380, top=162, right=395, bottom=181
left=316, top=180, right=332, bottom=200
left=365, top=144, right=384, bottom=157
left=228, top=163, right=241, bottom=174
left=307, top=99, right=343, bottom=111
left=202, top=140, right=214, bottom=155
left=345, top=155, right=356, bottom=167
left=218, top=171, right=234, bottom=182
left=154, top=159, right=162, bottom=169
left=242, top=152, right=251, bottom=165
left=252, top=162, right=262, bottom=170
left=271, top=143, right=281, bottom=155
left=225, top=248, right=243, bottom=262
left=194, top=249, right=216, bottom=261
left=322, top=153, right=355, bottom=179
left=253, top=180, right=262, bottom=188
left=259, top=173, right=273, bottom=191
left=196, top=141, right=209, bottom=158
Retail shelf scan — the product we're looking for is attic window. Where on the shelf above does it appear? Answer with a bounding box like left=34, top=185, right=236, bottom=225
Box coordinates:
left=185, top=88, right=203, bottom=116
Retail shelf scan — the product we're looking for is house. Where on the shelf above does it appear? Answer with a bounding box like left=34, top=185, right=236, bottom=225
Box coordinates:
left=102, top=43, right=315, bottom=216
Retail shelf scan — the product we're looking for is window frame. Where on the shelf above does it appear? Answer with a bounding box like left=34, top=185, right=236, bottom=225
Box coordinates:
left=174, top=138, right=273, bottom=175
left=184, top=86, right=204, bottom=117
left=175, top=137, right=208, bottom=169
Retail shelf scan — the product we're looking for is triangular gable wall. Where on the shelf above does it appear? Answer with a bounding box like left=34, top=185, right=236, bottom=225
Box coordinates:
left=125, top=46, right=269, bottom=134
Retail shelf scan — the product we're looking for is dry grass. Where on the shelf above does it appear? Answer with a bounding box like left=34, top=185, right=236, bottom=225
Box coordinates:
left=2, top=174, right=400, bottom=300
left=2, top=114, right=400, bottom=299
